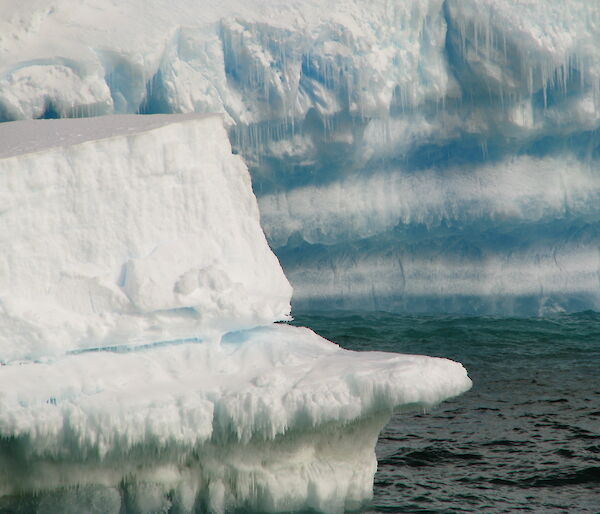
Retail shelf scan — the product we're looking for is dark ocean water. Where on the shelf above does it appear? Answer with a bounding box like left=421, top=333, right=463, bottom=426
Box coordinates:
left=291, top=311, right=600, bottom=513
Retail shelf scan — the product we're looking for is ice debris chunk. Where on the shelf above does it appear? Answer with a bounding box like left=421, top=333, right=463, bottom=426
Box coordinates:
left=0, top=114, right=292, bottom=363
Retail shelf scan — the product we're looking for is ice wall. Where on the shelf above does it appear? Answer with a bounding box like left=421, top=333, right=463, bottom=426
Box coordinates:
left=2, top=0, right=599, bottom=314
left=0, top=114, right=292, bottom=362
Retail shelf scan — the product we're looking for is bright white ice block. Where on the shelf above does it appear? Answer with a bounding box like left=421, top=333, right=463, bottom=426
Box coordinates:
left=0, top=114, right=292, bottom=363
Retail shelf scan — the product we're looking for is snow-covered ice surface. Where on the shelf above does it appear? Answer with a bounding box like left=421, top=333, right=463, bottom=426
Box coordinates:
left=0, top=115, right=471, bottom=512
left=1, top=0, right=599, bottom=314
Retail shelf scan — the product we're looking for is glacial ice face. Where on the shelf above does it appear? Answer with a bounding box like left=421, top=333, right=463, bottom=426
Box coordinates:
left=2, top=0, right=600, bottom=313
left=0, top=114, right=292, bottom=363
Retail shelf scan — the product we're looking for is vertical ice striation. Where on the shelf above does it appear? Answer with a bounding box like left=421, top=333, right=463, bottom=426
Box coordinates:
left=1, top=0, right=599, bottom=313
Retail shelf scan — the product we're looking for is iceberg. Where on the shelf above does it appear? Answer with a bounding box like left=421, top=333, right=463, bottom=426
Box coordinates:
left=0, top=114, right=471, bottom=512
left=3, top=0, right=596, bottom=314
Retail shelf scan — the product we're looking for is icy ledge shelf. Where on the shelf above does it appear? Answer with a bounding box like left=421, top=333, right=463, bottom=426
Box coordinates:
left=0, top=325, right=471, bottom=513
left=0, top=114, right=470, bottom=512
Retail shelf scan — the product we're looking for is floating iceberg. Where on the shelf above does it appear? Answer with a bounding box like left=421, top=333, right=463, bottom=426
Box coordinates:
left=0, top=114, right=471, bottom=512
left=1, top=0, right=599, bottom=314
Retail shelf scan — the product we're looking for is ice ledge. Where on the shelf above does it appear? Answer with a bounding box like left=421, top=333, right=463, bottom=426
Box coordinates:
left=0, top=112, right=471, bottom=512
left=0, top=324, right=471, bottom=513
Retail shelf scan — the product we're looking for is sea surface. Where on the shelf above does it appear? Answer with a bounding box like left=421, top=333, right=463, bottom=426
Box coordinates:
left=291, top=311, right=600, bottom=513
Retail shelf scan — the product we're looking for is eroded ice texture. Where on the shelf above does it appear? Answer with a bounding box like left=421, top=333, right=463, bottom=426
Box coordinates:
left=0, top=114, right=292, bottom=363
left=0, top=324, right=471, bottom=513
left=3, top=0, right=598, bottom=313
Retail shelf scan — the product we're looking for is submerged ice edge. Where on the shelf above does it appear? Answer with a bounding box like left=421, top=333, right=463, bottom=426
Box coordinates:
left=0, top=413, right=392, bottom=514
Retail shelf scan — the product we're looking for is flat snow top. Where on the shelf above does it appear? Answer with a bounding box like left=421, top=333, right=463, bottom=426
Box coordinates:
left=0, top=113, right=218, bottom=158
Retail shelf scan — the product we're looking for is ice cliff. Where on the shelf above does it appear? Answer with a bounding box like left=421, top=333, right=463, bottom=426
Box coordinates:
left=0, top=115, right=471, bottom=513
left=1, top=0, right=599, bottom=314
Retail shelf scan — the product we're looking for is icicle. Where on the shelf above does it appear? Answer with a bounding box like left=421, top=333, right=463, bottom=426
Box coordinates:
left=543, top=81, right=547, bottom=110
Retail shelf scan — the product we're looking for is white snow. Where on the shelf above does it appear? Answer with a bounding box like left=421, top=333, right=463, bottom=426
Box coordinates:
left=0, top=114, right=292, bottom=363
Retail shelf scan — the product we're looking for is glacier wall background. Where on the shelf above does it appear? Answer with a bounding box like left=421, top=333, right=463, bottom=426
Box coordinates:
left=2, top=0, right=600, bottom=314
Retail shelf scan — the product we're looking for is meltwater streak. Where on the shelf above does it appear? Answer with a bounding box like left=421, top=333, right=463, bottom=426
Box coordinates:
left=291, top=311, right=600, bottom=513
